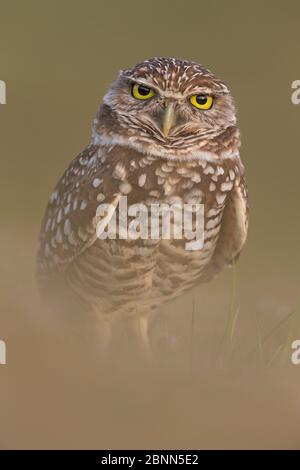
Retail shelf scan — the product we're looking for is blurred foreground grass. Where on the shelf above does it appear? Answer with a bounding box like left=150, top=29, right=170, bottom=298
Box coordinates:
left=0, top=224, right=300, bottom=449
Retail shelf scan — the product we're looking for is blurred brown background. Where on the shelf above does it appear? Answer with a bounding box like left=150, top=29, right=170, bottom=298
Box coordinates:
left=0, top=0, right=300, bottom=449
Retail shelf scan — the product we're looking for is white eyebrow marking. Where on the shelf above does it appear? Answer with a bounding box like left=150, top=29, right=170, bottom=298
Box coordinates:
left=125, top=77, right=218, bottom=100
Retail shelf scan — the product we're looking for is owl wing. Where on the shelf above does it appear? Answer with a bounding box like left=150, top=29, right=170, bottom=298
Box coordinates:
left=201, top=171, right=249, bottom=283
left=37, top=144, right=120, bottom=283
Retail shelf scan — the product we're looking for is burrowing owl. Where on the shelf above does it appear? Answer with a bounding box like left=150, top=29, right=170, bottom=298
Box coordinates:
left=37, top=57, right=248, bottom=352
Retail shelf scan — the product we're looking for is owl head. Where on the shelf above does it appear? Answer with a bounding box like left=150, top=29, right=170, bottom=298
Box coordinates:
left=93, top=57, right=238, bottom=159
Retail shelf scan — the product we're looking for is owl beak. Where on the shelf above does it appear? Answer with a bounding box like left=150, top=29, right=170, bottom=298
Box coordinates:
left=162, top=102, right=176, bottom=138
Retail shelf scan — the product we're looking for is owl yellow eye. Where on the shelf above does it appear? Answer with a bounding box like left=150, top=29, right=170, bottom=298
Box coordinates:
left=190, top=94, right=213, bottom=110
left=132, top=83, right=155, bottom=100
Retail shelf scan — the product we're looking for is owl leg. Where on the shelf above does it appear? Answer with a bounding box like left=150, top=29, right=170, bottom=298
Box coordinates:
left=96, top=315, right=112, bottom=355
left=127, top=314, right=153, bottom=360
